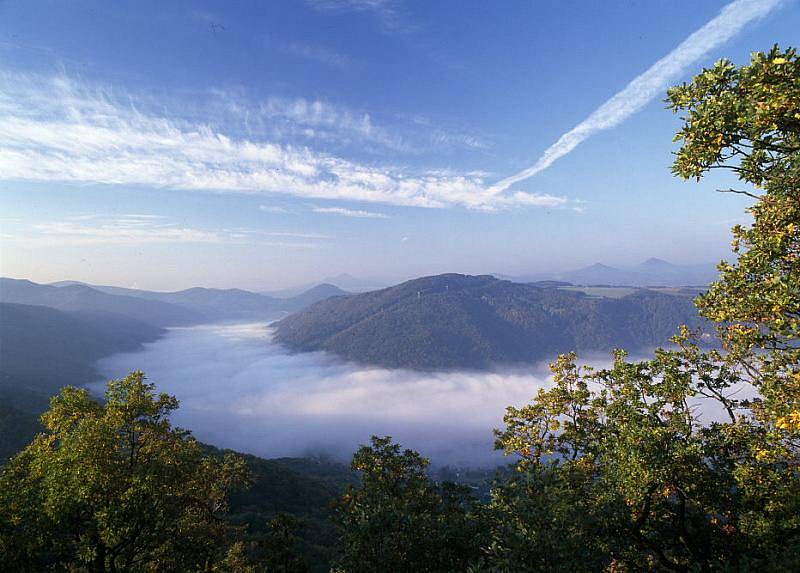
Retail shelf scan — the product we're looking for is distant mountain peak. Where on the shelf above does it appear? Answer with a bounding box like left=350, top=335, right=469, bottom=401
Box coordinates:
left=302, top=283, right=346, bottom=295
left=584, top=263, right=619, bottom=271
left=317, top=273, right=388, bottom=293
left=639, top=257, right=673, bottom=267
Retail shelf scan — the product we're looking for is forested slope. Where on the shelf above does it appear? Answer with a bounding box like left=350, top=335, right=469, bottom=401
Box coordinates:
left=274, top=274, right=704, bottom=370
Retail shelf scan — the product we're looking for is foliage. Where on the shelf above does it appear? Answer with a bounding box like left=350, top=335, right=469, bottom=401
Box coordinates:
left=226, top=453, right=356, bottom=573
left=488, top=46, right=800, bottom=571
left=330, top=46, right=800, bottom=572
left=0, top=371, right=250, bottom=573
left=258, top=514, right=311, bottom=573
left=668, top=45, right=800, bottom=437
left=332, top=436, right=483, bottom=573
left=469, top=461, right=624, bottom=573
left=0, top=395, right=355, bottom=573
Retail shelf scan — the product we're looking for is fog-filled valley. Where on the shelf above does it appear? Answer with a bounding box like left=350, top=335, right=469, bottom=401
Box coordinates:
left=96, top=320, right=753, bottom=467
left=0, top=274, right=730, bottom=466
left=96, top=322, right=559, bottom=466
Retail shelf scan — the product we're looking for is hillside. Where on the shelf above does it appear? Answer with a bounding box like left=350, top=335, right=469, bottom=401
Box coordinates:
left=1, top=278, right=202, bottom=327
left=226, top=453, right=356, bottom=572
left=263, top=274, right=387, bottom=297
left=45, top=279, right=348, bottom=322
left=279, top=283, right=348, bottom=312
left=0, top=302, right=164, bottom=396
left=273, top=274, right=704, bottom=370
left=0, top=302, right=166, bottom=461
left=0, top=409, right=354, bottom=573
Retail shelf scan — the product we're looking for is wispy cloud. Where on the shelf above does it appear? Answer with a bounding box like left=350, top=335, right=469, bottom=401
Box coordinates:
left=406, top=113, right=490, bottom=151
left=7, top=215, right=327, bottom=248
left=259, top=205, right=290, bottom=214
left=312, top=206, right=389, bottom=219
left=258, top=96, right=405, bottom=150
left=0, top=71, right=565, bottom=211
left=209, top=88, right=487, bottom=156
left=281, top=42, right=350, bottom=69
left=29, top=217, right=224, bottom=246
left=490, top=0, right=784, bottom=195
left=306, top=0, right=412, bottom=35
left=260, top=231, right=331, bottom=239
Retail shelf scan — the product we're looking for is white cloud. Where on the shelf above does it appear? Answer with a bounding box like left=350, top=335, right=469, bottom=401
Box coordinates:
left=490, top=0, right=784, bottom=194
left=7, top=215, right=328, bottom=248
left=405, top=113, right=490, bottom=151
left=312, top=206, right=389, bottom=219
left=261, top=231, right=331, bottom=239
left=259, top=205, right=290, bottom=214
left=258, top=95, right=405, bottom=150
left=212, top=90, right=486, bottom=155
left=0, top=71, right=564, bottom=211
left=430, top=128, right=487, bottom=150
left=29, top=219, right=224, bottom=246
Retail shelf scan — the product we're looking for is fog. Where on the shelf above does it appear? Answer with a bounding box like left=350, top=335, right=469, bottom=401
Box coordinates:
left=95, top=323, right=562, bottom=466
left=95, top=323, right=748, bottom=467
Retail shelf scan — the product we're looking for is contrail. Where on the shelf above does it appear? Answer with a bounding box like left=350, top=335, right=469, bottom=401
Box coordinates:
left=490, top=0, right=784, bottom=195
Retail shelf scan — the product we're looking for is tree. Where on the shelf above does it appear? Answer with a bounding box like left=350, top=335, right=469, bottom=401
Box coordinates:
left=668, top=45, right=800, bottom=438
left=0, top=371, right=250, bottom=573
left=494, top=46, right=800, bottom=571
left=258, top=514, right=310, bottom=573
left=332, top=436, right=482, bottom=573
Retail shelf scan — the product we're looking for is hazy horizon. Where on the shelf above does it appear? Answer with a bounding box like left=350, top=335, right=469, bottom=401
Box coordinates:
left=2, top=256, right=725, bottom=293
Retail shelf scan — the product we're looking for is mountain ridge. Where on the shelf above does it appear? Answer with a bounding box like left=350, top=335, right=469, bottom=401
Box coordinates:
left=5, top=278, right=347, bottom=325
left=273, top=273, right=705, bottom=371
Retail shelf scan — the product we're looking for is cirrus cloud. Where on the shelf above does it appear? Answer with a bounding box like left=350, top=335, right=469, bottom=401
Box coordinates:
left=312, top=206, right=389, bottom=219
left=0, top=71, right=564, bottom=212
left=6, top=214, right=329, bottom=248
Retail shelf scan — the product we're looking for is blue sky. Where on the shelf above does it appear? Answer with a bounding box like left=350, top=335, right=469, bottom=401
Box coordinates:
left=0, top=0, right=797, bottom=290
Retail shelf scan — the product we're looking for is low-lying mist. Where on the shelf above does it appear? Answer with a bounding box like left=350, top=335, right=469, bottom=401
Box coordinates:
left=95, top=323, right=744, bottom=467
left=95, top=323, right=562, bottom=466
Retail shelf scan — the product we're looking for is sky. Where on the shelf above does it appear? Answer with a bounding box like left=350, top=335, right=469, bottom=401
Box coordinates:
left=0, top=0, right=797, bottom=291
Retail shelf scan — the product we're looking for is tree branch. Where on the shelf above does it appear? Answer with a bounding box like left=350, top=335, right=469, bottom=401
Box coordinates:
left=715, top=188, right=761, bottom=200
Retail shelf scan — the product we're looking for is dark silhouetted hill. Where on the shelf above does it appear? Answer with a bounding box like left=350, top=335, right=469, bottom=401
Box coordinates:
left=1, top=278, right=201, bottom=326
left=0, top=302, right=163, bottom=397
left=0, top=302, right=165, bottom=461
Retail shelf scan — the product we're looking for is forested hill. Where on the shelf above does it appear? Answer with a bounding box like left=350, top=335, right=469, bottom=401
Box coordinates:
left=2, top=277, right=349, bottom=325
left=0, top=302, right=165, bottom=461
left=0, top=302, right=164, bottom=397
left=273, top=274, right=705, bottom=370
